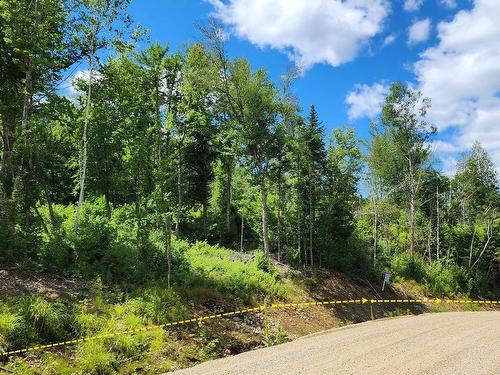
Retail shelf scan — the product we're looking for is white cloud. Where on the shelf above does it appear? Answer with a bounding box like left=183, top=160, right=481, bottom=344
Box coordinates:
left=414, top=0, right=500, bottom=170
left=345, top=83, right=389, bottom=121
left=383, top=33, right=397, bottom=47
left=429, top=140, right=460, bottom=155
left=439, top=0, right=457, bottom=9
left=408, top=18, right=431, bottom=45
left=208, top=0, right=390, bottom=69
left=404, top=0, right=424, bottom=12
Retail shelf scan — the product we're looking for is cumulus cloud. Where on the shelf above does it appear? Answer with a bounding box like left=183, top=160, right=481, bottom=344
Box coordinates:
left=414, top=0, right=500, bottom=169
left=208, top=0, right=390, bottom=69
left=382, top=33, right=397, bottom=47
left=345, top=83, right=389, bottom=121
left=404, top=0, right=424, bottom=12
left=408, top=18, right=431, bottom=45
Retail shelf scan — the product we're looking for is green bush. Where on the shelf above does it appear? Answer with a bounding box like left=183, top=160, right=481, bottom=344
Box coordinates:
left=390, top=252, right=473, bottom=297
left=254, top=253, right=278, bottom=276
left=390, top=252, right=427, bottom=282
left=424, top=263, right=469, bottom=296
left=41, top=231, right=74, bottom=271
left=77, top=341, right=115, bottom=374
left=0, top=311, right=21, bottom=352
left=20, top=296, right=69, bottom=342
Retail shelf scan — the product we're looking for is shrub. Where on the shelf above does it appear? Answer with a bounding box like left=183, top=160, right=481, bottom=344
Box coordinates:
left=41, top=231, right=74, bottom=271
left=73, top=218, right=115, bottom=277
left=20, top=296, right=68, bottom=342
left=0, top=311, right=21, bottom=352
left=261, top=318, right=288, bottom=347
left=254, top=253, right=278, bottom=277
left=424, top=263, right=469, bottom=296
left=77, top=341, right=115, bottom=374
left=390, top=252, right=426, bottom=282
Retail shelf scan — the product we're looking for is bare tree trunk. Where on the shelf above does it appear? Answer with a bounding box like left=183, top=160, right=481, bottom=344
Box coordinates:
left=164, top=211, right=172, bottom=288
left=372, top=199, right=378, bottom=267
left=175, top=151, right=181, bottom=236
left=303, top=238, right=307, bottom=266
left=240, top=216, right=244, bottom=252
left=309, top=176, right=314, bottom=268
left=75, top=32, right=95, bottom=230
left=1, top=113, right=16, bottom=258
left=259, top=173, right=270, bottom=257
left=468, top=226, right=476, bottom=268
left=297, top=200, right=301, bottom=266
left=471, top=218, right=493, bottom=269
left=408, top=157, right=415, bottom=257
left=436, top=185, right=440, bottom=261
left=426, top=220, right=432, bottom=264
left=277, top=179, right=282, bottom=262
left=225, top=159, right=232, bottom=233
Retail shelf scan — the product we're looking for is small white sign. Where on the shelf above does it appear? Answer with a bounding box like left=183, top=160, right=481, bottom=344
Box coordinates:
left=382, top=272, right=391, bottom=291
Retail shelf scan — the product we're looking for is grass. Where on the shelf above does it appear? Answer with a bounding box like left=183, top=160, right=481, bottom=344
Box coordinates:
left=0, top=240, right=302, bottom=373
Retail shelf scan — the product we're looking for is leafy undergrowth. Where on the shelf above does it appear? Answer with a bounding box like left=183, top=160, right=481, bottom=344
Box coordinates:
left=1, top=241, right=498, bottom=374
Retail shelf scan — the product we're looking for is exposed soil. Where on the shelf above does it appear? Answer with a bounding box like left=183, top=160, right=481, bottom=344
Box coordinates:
left=0, top=267, right=88, bottom=300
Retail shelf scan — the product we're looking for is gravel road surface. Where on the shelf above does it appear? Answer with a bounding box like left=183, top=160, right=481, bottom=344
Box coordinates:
left=172, top=311, right=500, bottom=375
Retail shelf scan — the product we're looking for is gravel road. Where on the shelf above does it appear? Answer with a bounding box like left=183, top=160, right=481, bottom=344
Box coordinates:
left=172, top=311, right=500, bottom=375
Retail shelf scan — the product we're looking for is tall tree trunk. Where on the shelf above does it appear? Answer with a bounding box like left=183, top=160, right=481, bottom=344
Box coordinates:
left=225, top=159, right=233, bottom=233
left=309, top=180, right=314, bottom=268
left=1, top=113, right=16, bottom=258
left=240, top=216, right=244, bottom=252
left=297, top=199, right=301, bottom=266
left=164, top=211, right=172, bottom=288
left=468, top=226, right=476, bottom=268
left=259, top=172, right=270, bottom=257
left=436, top=185, right=440, bottom=261
left=426, top=220, right=432, bottom=264
left=277, top=177, right=282, bottom=262
left=408, top=157, right=415, bottom=257
left=75, top=35, right=95, bottom=230
left=175, top=151, right=181, bottom=237
left=372, top=199, right=378, bottom=267
left=471, top=218, right=492, bottom=269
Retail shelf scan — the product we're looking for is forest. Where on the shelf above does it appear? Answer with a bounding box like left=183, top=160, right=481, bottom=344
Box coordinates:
left=0, top=0, right=499, bottom=373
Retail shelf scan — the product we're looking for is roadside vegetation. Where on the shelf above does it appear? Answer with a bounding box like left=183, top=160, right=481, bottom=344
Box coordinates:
left=0, top=0, right=498, bottom=373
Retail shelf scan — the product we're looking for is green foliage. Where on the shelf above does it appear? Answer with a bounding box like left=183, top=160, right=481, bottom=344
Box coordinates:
left=0, top=311, right=21, bottom=352
left=20, top=296, right=69, bottom=342
left=391, top=252, right=427, bottom=281
left=261, top=318, right=288, bottom=347
left=254, top=253, right=278, bottom=276
left=390, top=252, right=475, bottom=297
left=197, top=323, right=220, bottom=361
left=178, top=241, right=291, bottom=301
left=77, top=341, right=115, bottom=375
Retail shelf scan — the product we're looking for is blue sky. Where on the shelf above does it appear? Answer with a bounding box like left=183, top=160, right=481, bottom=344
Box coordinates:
left=72, top=0, right=500, bottom=175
